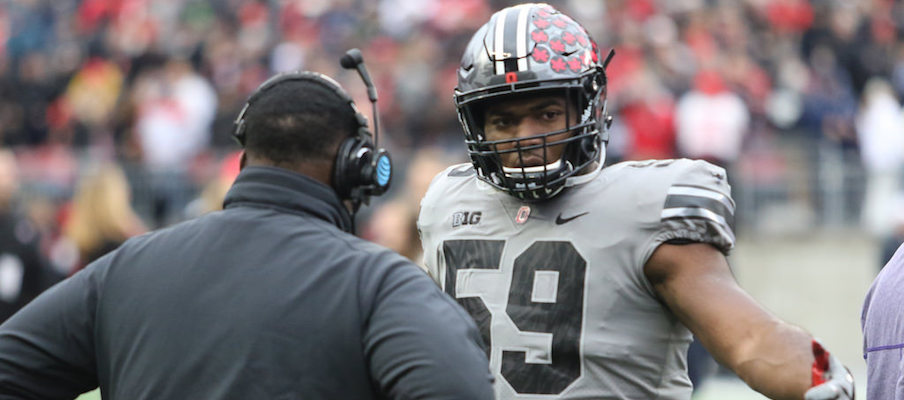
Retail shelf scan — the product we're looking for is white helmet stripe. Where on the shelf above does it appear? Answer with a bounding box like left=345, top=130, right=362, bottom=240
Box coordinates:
left=493, top=8, right=508, bottom=75
left=516, top=5, right=530, bottom=71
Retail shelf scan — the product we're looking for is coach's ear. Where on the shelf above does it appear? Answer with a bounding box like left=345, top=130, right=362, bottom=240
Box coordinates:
left=239, top=151, right=247, bottom=170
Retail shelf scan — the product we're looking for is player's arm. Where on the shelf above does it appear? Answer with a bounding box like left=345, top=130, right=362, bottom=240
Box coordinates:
left=644, top=242, right=852, bottom=399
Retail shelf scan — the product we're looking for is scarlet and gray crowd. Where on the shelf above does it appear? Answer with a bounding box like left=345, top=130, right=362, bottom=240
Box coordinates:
left=0, top=1, right=901, bottom=399
left=1, top=0, right=904, bottom=323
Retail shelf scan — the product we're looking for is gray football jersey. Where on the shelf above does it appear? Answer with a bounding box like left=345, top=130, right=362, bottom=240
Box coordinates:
left=417, top=158, right=736, bottom=400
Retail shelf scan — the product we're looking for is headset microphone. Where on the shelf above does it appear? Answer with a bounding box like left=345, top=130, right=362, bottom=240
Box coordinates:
left=336, top=48, right=392, bottom=220
left=340, top=48, right=380, bottom=148
left=340, top=49, right=377, bottom=101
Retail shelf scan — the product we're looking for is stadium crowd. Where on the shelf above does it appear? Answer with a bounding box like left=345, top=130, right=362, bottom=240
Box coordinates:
left=0, top=0, right=903, bottom=281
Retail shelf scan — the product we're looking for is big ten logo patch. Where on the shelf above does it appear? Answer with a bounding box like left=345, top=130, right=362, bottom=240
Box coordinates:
left=452, top=211, right=482, bottom=228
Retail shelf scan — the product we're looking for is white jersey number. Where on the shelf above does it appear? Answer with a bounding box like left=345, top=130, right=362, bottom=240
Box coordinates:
left=442, top=239, right=586, bottom=395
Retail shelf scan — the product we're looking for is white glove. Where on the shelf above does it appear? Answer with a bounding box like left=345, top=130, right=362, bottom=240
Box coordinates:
left=804, top=339, right=854, bottom=400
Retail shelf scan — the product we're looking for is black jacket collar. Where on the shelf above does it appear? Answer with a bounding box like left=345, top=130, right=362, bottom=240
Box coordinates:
left=223, top=166, right=354, bottom=233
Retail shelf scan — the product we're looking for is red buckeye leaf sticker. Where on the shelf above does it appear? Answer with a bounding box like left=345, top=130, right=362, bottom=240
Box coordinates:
left=568, top=57, right=582, bottom=72
left=532, top=47, right=550, bottom=63
left=531, top=30, right=548, bottom=43
left=550, top=57, right=567, bottom=73
left=533, top=18, right=550, bottom=29
left=562, top=31, right=576, bottom=45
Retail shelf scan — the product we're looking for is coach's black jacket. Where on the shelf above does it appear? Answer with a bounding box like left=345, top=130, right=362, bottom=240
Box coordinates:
left=0, top=166, right=493, bottom=399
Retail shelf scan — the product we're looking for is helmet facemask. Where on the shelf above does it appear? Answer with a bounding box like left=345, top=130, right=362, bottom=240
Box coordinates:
left=456, top=71, right=607, bottom=201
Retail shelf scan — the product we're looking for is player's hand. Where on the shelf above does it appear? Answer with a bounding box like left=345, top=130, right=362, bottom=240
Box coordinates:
left=804, top=339, right=854, bottom=400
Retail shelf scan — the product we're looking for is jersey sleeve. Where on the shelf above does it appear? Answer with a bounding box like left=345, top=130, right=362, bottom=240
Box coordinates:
left=644, top=160, right=736, bottom=263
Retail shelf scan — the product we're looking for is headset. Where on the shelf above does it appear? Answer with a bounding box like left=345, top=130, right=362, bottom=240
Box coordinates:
left=233, top=49, right=392, bottom=212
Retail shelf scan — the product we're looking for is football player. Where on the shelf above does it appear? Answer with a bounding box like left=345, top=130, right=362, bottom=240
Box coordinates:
left=417, top=3, right=854, bottom=399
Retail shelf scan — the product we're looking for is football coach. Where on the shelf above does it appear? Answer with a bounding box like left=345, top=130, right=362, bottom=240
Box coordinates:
left=0, top=51, right=494, bottom=399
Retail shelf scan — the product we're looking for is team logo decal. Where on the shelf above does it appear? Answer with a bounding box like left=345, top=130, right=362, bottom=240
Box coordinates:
left=531, top=30, right=548, bottom=43
left=568, top=57, right=582, bottom=72
left=562, top=31, right=576, bottom=45
left=550, top=56, right=567, bottom=73
left=549, top=39, right=566, bottom=54
left=532, top=46, right=550, bottom=63
left=452, top=211, right=482, bottom=228
left=527, top=8, right=595, bottom=75
left=533, top=17, right=550, bottom=29
left=515, top=206, right=531, bottom=224
left=552, top=17, right=569, bottom=28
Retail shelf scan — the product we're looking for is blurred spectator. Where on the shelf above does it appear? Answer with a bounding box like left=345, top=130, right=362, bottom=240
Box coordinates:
left=184, top=150, right=242, bottom=218
left=131, top=57, right=217, bottom=227
left=63, top=54, right=124, bottom=146
left=0, top=0, right=902, bottom=239
left=892, top=43, right=904, bottom=100
left=8, top=51, right=56, bottom=146
left=57, top=163, right=146, bottom=274
left=800, top=45, right=858, bottom=147
left=367, top=201, right=421, bottom=264
left=0, top=150, right=59, bottom=322
left=856, top=78, right=904, bottom=267
left=800, top=44, right=861, bottom=225
left=617, top=66, right=677, bottom=161
left=674, top=69, right=750, bottom=170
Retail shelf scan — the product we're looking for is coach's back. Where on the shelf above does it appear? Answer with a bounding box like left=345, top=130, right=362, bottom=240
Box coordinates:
left=0, top=166, right=493, bottom=399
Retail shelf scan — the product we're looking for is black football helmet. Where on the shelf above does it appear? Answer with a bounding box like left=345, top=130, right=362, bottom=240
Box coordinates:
left=454, top=3, right=613, bottom=201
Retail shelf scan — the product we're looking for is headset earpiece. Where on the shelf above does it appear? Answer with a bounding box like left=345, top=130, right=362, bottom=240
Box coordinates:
left=331, top=133, right=392, bottom=205
left=331, top=136, right=360, bottom=199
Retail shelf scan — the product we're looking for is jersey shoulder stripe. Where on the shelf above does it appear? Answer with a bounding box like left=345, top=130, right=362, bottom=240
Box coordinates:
left=447, top=164, right=476, bottom=177
left=663, top=184, right=735, bottom=232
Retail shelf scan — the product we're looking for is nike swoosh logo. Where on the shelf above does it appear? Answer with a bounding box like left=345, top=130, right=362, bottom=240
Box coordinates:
left=555, top=212, right=589, bottom=225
